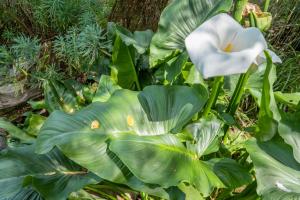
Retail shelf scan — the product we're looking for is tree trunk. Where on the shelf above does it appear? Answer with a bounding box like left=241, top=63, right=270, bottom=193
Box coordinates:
left=109, top=0, right=169, bottom=31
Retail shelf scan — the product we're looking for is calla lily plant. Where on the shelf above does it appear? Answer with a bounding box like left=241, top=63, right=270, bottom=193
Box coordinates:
left=185, top=13, right=281, bottom=79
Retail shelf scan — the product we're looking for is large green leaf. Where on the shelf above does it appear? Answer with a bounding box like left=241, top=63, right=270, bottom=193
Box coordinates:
left=37, top=85, right=207, bottom=153
left=184, top=117, right=222, bottom=157
left=150, top=0, right=233, bottom=67
left=0, top=145, right=98, bottom=200
left=111, top=34, right=139, bottom=90
left=109, top=134, right=224, bottom=196
left=36, top=85, right=207, bottom=195
left=138, top=85, right=207, bottom=133
left=278, top=112, right=300, bottom=163
left=206, top=158, right=252, bottom=189
left=246, top=137, right=300, bottom=199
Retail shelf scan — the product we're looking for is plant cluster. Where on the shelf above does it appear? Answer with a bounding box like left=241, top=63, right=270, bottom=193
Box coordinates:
left=0, top=0, right=114, bottom=92
left=1, top=0, right=300, bottom=200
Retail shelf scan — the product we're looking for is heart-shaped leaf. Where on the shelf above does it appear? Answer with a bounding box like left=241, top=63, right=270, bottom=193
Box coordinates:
left=36, top=85, right=207, bottom=194
left=246, top=137, right=300, bottom=199
left=109, top=134, right=224, bottom=196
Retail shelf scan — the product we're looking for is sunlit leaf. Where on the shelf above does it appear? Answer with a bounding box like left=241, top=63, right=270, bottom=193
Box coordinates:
left=184, top=117, right=223, bottom=157
left=150, top=0, right=233, bottom=67
left=111, top=34, right=139, bottom=90
left=246, top=137, right=300, bottom=199
left=275, top=92, right=300, bottom=109
left=36, top=85, right=207, bottom=196
left=278, top=112, right=300, bottom=163
left=109, top=134, right=224, bottom=196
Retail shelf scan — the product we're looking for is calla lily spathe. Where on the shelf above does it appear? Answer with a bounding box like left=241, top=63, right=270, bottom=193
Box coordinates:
left=185, top=13, right=281, bottom=79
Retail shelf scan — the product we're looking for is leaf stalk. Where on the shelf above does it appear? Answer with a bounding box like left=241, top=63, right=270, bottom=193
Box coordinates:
left=202, top=76, right=224, bottom=117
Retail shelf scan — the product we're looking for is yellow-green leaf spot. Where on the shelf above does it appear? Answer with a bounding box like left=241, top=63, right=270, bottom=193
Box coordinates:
left=91, top=120, right=100, bottom=129
left=69, top=108, right=75, bottom=113
left=127, top=115, right=134, bottom=127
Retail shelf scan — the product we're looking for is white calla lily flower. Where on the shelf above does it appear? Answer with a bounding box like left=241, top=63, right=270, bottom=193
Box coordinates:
left=185, top=13, right=281, bottom=79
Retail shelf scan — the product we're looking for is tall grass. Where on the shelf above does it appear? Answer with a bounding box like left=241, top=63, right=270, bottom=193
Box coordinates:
left=268, top=0, right=300, bottom=92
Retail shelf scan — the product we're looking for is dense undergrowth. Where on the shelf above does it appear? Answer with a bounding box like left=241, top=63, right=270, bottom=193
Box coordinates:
left=0, top=0, right=300, bottom=200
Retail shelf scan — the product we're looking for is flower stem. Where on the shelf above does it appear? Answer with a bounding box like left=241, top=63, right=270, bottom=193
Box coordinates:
left=227, top=70, right=251, bottom=116
left=264, top=0, right=271, bottom=12
left=249, top=12, right=257, bottom=27
left=233, top=0, right=248, bottom=22
left=223, top=69, right=251, bottom=141
left=202, top=76, right=224, bottom=117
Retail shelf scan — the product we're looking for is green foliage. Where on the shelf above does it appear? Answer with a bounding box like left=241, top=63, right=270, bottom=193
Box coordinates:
left=0, top=0, right=113, bottom=38
left=93, top=75, right=121, bottom=102
left=0, top=145, right=99, bottom=200
left=246, top=136, right=300, bottom=199
left=269, top=0, right=300, bottom=93
left=11, top=35, right=41, bottom=72
left=0, top=0, right=114, bottom=92
left=150, top=0, right=233, bottom=67
left=53, top=24, right=111, bottom=71
left=0, top=35, right=41, bottom=91
left=256, top=52, right=281, bottom=141
left=110, top=134, right=224, bottom=197
left=1, top=0, right=300, bottom=199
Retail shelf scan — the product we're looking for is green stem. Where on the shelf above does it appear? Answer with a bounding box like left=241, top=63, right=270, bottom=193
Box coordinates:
left=223, top=6, right=259, bottom=142
left=249, top=12, right=257, bottom=27
left=226, top=71, right=251, bottom=116
left=233, top=0, right=248, bottom=22
left=202, top=76, right=224, bottom=117
left=223, top=69, right=251, bottom=141
left=135, top=72, right=141, bottom=91
left=264, top=0, right=271, bottom=12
